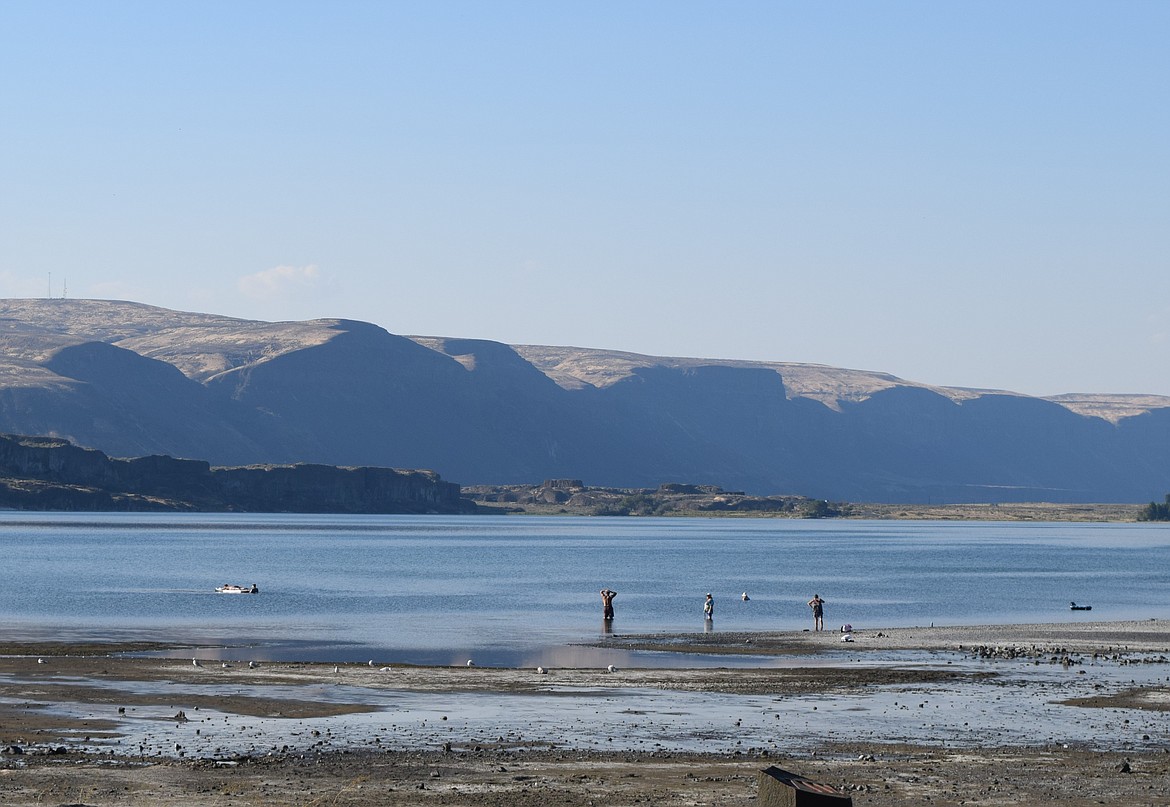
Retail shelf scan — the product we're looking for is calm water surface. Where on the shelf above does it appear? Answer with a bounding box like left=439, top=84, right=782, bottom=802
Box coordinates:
left=1, top=513, right=1167, bottom=665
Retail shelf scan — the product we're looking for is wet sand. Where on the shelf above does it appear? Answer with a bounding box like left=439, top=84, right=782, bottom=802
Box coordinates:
left=592, top=618, right=1170, bottom=656
left=2, top=620, right=1169, bottom=805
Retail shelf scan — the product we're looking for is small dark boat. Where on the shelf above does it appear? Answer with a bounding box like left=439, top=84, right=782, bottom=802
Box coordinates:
left=1069, top=601, right=1092, bottom=611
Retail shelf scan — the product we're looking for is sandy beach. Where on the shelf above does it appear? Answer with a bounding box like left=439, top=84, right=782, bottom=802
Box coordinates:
left=2, top=620, right=1169, bottom=805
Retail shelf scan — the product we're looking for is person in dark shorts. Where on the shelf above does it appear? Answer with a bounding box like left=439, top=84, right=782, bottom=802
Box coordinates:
left=600, top=588, right=617, bottom=621
left=808, top=593, right=825, bottom=631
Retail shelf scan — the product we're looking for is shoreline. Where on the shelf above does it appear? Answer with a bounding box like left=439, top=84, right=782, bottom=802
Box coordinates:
left=589, top=618, right=1170, bottom=656
left=2, top=620, right=1169, bottom=806
left=5, top=617, right=1167, bottom=659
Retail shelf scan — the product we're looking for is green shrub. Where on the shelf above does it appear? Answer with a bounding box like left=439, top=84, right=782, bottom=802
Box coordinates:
left=1137, top=494, right=1170, bottom=522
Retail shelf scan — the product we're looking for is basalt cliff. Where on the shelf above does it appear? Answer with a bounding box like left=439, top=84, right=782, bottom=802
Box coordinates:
left=1, top=298, right=1168, bottom=504
left=0, top=433, right=467, bottom=514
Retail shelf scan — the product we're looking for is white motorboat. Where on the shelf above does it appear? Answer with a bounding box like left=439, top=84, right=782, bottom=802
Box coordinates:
left=215, top=583, right=259, bottom=594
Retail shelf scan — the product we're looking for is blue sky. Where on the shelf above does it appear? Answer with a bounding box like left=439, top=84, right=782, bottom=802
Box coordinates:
left=2, top=2, right=1167, bottom=396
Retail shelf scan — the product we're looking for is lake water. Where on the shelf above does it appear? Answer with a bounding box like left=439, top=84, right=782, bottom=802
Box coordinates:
left=1, top=513, right=1167, bottom=666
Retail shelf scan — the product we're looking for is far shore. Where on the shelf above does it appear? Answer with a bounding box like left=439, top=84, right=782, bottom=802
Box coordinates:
left=472, top=498, right=1151, bottom=521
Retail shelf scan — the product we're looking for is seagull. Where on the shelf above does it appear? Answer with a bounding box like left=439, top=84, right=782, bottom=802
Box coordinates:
left=37, top=658, right=45, bottom=664
left=192, top=658, right=202, bottom=667
left=368, top=660, right=375, bottom=667
left=248, top=661, right=256, bottom=669
left=606, top=664, right=617, bottom=673
left=379, top=666, right=392, bottom=672
left=333, top=665, right=340, bottom=674
left=535, top=666, right=547, bottom=674
left=466, top=659, right=475, bottom=667
left=221, top=662, right=230, bottom=669
left=742, top=592, right=750, bottom=601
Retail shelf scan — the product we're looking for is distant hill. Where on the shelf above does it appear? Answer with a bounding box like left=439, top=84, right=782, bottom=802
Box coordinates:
left=1, top=298, right=1168, bottom=503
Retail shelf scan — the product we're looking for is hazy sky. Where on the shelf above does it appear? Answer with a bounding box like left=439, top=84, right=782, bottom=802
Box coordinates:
left=2, top=2, right=1167, bottom=396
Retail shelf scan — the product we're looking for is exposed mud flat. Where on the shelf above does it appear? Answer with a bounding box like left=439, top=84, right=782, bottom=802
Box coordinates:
left=2, top=620, right=1169, bottom=805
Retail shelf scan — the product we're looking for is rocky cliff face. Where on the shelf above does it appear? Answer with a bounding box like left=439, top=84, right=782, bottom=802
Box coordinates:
left=1, top=298, right=1168, bottom=504
left=0, top=433, right=468, bottom=514
left=213, top=464, right=462, bottom=514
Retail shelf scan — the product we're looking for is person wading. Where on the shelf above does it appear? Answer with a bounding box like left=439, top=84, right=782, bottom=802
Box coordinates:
left=808, top=593, right=825, bottom=631
left=600, top=588, right=617, bottom=621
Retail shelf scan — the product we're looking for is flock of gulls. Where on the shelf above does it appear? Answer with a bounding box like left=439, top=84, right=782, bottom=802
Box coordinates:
left=180, top=656, right=622, bottom=675
left=190, top=658, right=259, bottom=669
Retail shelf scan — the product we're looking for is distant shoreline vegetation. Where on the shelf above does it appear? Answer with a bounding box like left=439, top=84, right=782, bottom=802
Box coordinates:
left=1137, top=495, right=1170, bottom=522
left=465, top=481, right=1144, bottom=522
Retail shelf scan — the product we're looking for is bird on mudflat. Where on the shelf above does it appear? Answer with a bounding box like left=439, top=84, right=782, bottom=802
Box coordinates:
left=466, top=659, right=475, bottom=667
left=606, top=664, right=617, bottom=673
left=192, top=658, right=202, bottom=667
left=742, top=592, right=750, bottom=601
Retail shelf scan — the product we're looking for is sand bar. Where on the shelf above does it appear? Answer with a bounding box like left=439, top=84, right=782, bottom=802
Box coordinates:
left=591, top=618, right=1170, bottom=656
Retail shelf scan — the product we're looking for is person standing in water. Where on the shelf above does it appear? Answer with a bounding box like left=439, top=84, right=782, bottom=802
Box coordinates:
left=808, top=594, right=825, bottom=631
left=600, top=588, right=617, bottom=621
left=704, top=592, right=714, bottom=620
